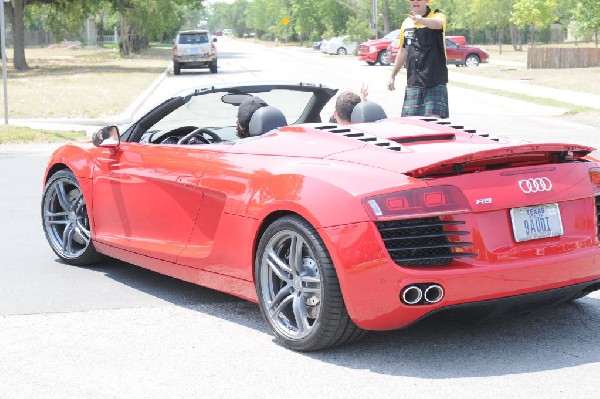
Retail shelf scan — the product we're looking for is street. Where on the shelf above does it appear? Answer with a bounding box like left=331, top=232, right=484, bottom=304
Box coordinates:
left=1, top=38, right=599, bottom=398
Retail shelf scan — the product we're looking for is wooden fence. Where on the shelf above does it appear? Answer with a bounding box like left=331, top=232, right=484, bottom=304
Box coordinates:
left=528, top=47, right=600, bottom=68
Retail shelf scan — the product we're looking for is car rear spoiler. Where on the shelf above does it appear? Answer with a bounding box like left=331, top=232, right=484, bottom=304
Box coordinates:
left=406, top=143, right=595, bottom=178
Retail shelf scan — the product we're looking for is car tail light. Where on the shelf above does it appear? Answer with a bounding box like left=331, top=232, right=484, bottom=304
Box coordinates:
left=363, top=186, right=471, bottom=220
left=589, top=168, right=600, bottom=194
left=211, top=43, right=216, bottom=56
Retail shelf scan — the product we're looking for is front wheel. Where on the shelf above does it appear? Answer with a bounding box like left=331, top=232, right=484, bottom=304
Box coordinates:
left=255, top=215, right=365, bottom=351
left=41, top=169, right=104, bottom=265
left=336, top=47, right=347, bottom=55
left=465, top=54, right=480, bottom=67
left=377, top=51, right=389, bottom=66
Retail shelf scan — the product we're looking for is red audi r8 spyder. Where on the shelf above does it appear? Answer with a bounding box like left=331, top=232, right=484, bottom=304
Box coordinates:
left=42, top=82, right=600, bottom=351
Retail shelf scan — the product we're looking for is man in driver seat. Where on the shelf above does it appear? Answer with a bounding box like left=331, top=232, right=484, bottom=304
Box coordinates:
left=237, top=96, right=268, bottom=138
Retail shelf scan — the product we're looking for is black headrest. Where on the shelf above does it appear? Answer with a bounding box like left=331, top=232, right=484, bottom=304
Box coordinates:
left=248, top=106, right=288, bottom=136
left=350, top=101, right=387, bottom=123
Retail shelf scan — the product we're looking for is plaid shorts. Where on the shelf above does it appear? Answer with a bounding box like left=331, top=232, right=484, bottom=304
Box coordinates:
left=401, top=85, right=449, bottom=119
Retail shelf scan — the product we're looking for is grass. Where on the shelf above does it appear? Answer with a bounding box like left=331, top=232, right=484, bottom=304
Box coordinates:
left=455, top=43, right=600, bottom=95
left=450, top=80, right=594, bottom=113
left=0, top=124, right=87, bottom=144
left=0, top=46, right=170, bottom=120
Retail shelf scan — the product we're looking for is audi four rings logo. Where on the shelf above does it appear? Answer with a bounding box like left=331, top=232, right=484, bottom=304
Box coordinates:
left=518, top=177, right=552, bottom=193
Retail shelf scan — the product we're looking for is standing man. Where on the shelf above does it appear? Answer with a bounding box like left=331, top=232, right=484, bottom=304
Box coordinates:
left=387, top=0, right=449, bottom=119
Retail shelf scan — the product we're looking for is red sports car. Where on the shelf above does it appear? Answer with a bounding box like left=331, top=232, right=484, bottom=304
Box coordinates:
left=42, top=82, right=600, bottom=351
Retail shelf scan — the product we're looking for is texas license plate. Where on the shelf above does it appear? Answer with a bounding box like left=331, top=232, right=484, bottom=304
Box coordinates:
left=510, top=203, right=563, bottom=242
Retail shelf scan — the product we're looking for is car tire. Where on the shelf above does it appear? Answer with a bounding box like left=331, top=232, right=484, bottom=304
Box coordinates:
left=377, top=51, right=389, bottom=66
left=465, top=54, right=480, bottom=67
left=173, top=61, right=181, bottom=75
left=41, top=169, right=104, bottom=266
left=210, top=60, right=218, bottom=73
left=255, top=215, right=366, bottom=351
left=366, top=61, right=376, bottom=66
left=336, top=47, right=347, bottom=55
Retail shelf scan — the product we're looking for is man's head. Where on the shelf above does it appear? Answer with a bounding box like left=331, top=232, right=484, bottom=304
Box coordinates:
left=334, top=91, right=361, bottom=125
left=408, top=0, right=430, bottom=14
left=237, top=96, right=268, bottom=138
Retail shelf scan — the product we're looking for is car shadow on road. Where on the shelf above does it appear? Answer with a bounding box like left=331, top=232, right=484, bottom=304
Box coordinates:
left=88, top=258, right=267, bottom=330
left=94, top=257, right=600, bottom=378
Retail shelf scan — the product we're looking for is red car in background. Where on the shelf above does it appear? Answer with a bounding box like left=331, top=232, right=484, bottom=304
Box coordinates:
left=384, top=37, right=489, bottom=67
left=357, top=29, right=400, bottom=66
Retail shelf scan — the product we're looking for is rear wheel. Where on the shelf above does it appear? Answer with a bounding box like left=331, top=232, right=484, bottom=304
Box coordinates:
left=41, top=169, right=104, bottom=266
left=255, top=215, right=366, bottom=351
left=209, top=60, right=218, bottom=73
left=366, top=61, right=376, bottom=66
left=173, top=61, right=181, bottom=75
left=336, top=47, right=347, bottom=55
left=465, top=54, right=480, bottom=67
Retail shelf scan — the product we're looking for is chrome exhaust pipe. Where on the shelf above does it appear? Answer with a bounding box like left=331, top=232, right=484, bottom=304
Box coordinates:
left=401, top=285, right=423, bottom=305
left=424, top=284, right=444, bottom=304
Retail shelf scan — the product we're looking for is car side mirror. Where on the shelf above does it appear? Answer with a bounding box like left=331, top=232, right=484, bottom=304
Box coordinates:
left=93, top=125, right=120, bottom=148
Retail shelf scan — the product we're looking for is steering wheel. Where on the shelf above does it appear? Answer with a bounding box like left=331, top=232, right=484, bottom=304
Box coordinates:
left=177, top=128, right=222, bottom=145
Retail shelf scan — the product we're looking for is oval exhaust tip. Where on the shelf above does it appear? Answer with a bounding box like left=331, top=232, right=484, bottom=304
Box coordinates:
left=424, top=284, right=444, bottom=304
left=402, top=285, right=423, bottom=305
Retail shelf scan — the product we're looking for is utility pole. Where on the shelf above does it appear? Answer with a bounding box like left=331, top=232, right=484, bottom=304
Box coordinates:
left=1, top=0, right=9, bottom=124
left=371, top=0, right=378, bottom=39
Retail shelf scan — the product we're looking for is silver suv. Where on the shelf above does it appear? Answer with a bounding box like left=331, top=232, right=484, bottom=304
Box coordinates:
left=172, top=30, right=218, bottom=75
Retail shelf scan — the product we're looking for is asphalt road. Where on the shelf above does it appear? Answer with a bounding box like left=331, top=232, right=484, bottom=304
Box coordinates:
left=1, top=38, right=599, bottom=398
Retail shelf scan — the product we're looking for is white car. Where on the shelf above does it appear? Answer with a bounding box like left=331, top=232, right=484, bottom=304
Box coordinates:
left=172, top=30, right=218, bottom=75
left=320, top=36, right=358, bottom=55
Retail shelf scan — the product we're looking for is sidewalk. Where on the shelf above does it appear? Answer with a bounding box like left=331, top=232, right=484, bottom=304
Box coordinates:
left=448, top=71, right=600, bottom=109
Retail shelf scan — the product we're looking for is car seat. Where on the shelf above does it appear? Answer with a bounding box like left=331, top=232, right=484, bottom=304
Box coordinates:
left=248, top=106, right=288, bottom=136
left=351, top=101, right=387, bottom=123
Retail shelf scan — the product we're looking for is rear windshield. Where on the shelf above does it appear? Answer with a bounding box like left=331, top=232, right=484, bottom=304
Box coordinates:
left=178, top=34, right=208, bottom=45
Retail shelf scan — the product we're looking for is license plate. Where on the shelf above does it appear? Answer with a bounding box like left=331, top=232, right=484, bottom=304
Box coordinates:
left=190, top=48, right=201, bottom=54
left=510, top=203, right=563, bottom=242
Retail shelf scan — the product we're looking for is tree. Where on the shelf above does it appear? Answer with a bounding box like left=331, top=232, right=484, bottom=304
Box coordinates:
left=107, top=0, right=204, bottom=56
left=291, top=0, right=322, bottom=44
left=6, top=0, right=203, bottom=70
left=572, top=0, right=600, bottom=46
left=468, top=0, right=514, bottom=53
left=510, top=0, right=558, bottom=47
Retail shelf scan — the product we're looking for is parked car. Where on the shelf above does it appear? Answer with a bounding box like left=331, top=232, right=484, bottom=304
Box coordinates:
left=445, top=38, right=489, bottom=66
left=172, top=30, right=218, bottom=75
left=320, top=36, right=358, bottom=55
left=384, top=37, right=489, bottom=67
left=357, top=29, right=400, bottom=66
left=41, top=81, right=600, bottom=351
